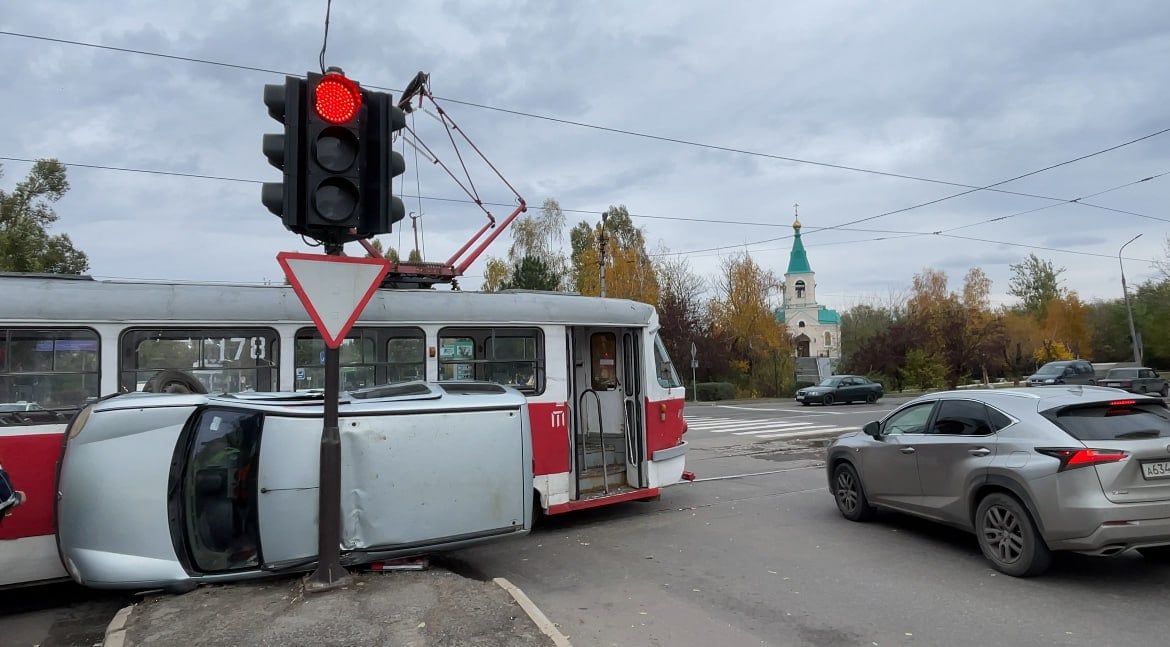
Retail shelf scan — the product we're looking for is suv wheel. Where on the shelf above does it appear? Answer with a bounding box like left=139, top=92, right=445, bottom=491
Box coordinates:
left=832, top=463, right=875, bottom=521
left=975, top=493, right=1051, bottom=577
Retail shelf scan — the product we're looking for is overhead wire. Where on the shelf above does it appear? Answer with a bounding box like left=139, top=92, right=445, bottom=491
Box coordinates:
left=0, top=28, right=1162, bottom=218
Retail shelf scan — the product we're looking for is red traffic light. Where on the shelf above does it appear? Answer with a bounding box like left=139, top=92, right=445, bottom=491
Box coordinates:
left=314, top=74, right=362, bottom=124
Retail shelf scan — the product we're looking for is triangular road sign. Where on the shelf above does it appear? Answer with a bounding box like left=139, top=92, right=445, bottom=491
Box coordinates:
left=277, top=252, right=391, bottom=348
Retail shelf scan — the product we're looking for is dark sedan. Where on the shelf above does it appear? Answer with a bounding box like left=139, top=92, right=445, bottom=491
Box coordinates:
left=796, top=375, right=883, bottom=406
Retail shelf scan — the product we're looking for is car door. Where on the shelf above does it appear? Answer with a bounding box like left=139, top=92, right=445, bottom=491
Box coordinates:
left=911, top=399, right=997, bottom=526
left=858, top=401, right=936, bottom=510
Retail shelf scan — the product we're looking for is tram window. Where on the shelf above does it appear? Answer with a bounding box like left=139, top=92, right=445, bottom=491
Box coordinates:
left=437, top=327, right=544, bottom=395
left=590, top=332, right=618, bottom=391
left=0, top=328, right=100, bottom=409
left=653, top=334, right=682, bottom=388
left=121, top=328, right=279, bottom=395
left=295, top=327, right=425, bottom=390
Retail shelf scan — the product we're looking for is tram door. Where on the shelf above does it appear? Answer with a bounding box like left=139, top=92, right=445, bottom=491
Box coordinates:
left=569, top=327, right=646, bottom=499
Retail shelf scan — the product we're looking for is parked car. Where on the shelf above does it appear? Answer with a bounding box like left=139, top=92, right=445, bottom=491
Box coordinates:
left=57, top=381, right=534, bottom=591
left=0, top=401, right=44, bottom=413
left=796, top=375, right=883, bottom=406
left=1025, top=359, right=1096, bottom=386
left=825, top=387, right=1170, bottom=576
left=1098, top=367, right=1169, bottom=397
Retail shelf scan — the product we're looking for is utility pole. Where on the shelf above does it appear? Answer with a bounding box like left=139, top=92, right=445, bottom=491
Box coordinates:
left=410, top=211, right=423, bottom=260
left=599, top=211, right=609, bottom=298
left=1119, top=234, right=1143, bottom=365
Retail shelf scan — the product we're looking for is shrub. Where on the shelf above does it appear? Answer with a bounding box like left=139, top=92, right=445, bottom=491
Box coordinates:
left=695, top=382, right=736, bottom=401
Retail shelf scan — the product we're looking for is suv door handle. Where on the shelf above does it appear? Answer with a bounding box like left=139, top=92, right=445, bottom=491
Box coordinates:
left=968, top=447, right=992, bottom=457
left=899, top=447, right=916, bottom=454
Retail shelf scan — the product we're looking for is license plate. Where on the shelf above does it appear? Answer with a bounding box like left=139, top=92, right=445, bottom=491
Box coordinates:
left=796, top=394, right=804, bottom=400
left=1141, top=460, right=1170, bottom=480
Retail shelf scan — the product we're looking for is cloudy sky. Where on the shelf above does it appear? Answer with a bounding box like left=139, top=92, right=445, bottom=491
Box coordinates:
left=2, top=1, right=1167, bottom=312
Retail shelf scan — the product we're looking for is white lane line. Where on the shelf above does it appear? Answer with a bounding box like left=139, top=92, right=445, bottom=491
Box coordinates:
left=692, top=421, right=815, bottom=434
left=733, top=424, right=830, bottom=436
left=752, top=428, right=857, bottom=440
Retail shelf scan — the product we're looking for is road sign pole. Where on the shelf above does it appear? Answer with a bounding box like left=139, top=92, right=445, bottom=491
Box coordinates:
left=306, top=245, right=351, bottom=592
left=690, top=341, right=698, bottom=403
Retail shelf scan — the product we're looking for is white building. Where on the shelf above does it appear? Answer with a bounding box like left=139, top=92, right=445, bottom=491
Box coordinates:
left=775, top=213, right=841, bottom=366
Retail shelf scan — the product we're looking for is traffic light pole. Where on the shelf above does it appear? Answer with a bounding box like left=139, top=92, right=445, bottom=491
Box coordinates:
left=306, top=243, right=351, bottom=593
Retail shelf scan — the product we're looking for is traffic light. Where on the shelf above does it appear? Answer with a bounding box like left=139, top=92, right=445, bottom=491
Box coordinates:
left=302, top=71, right=364, bottom=232
left=261, top=76, right=304, bottom=231
left=262, top=70, right=407, bottom=242
left=356, top=91, right=407, bottom=235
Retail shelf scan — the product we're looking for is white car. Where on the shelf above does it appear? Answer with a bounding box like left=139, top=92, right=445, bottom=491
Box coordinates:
left=57, top=381, right=534, bottom=590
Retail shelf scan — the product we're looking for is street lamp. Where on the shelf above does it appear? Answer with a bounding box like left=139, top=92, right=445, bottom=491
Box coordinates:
left=1119, top=234, right=1142, bottom=365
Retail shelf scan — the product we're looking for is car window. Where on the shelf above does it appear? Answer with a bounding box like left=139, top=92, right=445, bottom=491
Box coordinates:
left=987, top=406, right=1014, bottom=431
left=883, top=402, right=935, bottom=436
left=928, top=400, right=992, bottom=436
left=1047, top=402, right=1170, bottom=441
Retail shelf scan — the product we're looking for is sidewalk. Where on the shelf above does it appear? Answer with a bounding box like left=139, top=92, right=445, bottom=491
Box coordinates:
left=104, top=567, right=570, bottom=647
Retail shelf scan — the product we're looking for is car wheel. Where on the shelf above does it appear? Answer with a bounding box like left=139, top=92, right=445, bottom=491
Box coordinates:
left=832, top=463, right=875, bottom=522
left=142, top=369, right=208, bottom=394
left=975, top=493, right=1051, bottom=577
left=822, top=394, right=835, bottom=406
left=865, top=393, right=877, bottom=404
left=1137, top=546, right=1170, bottom=561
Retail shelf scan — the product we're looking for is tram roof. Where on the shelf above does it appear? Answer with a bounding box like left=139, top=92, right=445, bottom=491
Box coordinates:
left=0, top=274, right=658, bottom=328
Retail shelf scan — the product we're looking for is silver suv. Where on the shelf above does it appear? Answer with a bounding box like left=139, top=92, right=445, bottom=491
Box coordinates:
left=826, top=387, right=1170, bottom=576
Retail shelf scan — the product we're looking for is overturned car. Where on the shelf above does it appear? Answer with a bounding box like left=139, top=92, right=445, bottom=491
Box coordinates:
left=57, top=381, right=533, bottom=590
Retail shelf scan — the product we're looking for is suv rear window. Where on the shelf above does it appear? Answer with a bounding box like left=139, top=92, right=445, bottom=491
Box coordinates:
left=1047, top=402, right=1170, bottom=441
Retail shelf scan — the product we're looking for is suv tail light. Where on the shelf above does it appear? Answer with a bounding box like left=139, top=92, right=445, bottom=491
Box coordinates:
left=1036, top=447, right=1129, bottom=471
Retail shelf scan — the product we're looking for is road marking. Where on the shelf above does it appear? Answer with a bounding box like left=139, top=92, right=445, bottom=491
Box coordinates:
left=754, top=426, right=857, bottom=438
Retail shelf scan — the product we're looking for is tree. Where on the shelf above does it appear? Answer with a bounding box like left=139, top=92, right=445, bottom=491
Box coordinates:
left=498, top=255, right=561, bottom=291
left=486, top=198, right=570, bottom=292
left=906, top=267, right=1005, bottom=389
left=0, top=159, right=88, bottom=273
left=569, top=205, right=659, bottom=304
left=655, top=255, right=714, bottom=381
left=1008, top=253, right=1064, bottom=318
left=708, top=253, right=792, bottom=397
left=366, top=239, right=400, bottom=263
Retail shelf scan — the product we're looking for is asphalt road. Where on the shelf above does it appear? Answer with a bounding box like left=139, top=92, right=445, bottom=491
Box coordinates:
left=454, top=404, right=1170, bottom=647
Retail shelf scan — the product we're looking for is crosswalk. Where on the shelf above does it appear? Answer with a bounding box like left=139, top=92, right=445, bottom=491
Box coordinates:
left=683, top=415, right=858, bottom=440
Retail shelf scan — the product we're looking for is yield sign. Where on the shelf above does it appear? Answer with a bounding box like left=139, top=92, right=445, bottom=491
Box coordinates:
left=277, top=252, right=391, bottom=348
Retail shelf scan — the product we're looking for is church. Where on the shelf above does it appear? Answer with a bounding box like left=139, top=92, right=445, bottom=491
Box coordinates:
left=774, top=209, right=841, bottom=380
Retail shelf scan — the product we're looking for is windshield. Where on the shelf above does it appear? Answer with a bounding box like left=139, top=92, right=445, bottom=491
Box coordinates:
left=1047, top=402, right=1170, bottom=441
left=1035, top=364, right=1068, bottom=375
left=818, top=378, right=841, bottom=387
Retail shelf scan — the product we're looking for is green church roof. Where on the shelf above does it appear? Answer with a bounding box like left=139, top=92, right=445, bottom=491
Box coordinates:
left=786, top=222, right=811, bottom=274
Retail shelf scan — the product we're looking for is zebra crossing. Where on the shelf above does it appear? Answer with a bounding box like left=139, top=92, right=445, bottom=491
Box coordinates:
left=683, top=415, right=858, bottom=440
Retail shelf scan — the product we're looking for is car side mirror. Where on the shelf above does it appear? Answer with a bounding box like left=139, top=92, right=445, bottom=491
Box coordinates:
left=863, top=421, right=881, bottom=438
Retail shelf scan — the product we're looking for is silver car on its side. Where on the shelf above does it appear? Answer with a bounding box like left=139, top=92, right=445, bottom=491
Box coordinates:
left=826, top=386, right=1170, bottom=576
left=57, top=381, right=534, bottom=591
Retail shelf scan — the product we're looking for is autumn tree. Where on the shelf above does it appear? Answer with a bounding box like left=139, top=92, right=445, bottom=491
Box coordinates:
left=708, top=253, right=792, bottom=397
left=569, top=205, right=659, bottom=304
left=906, top=267, right=1005, bottom=389
left=655, top=255, right=720, bottom=383
left=0, top=160, right=88, bottom=273
left=483, top=198, right=569, bottom=292
left=1008, top=253, right=1064, bottom=318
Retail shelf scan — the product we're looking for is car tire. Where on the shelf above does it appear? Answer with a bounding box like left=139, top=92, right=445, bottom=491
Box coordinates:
left=975, top=493, right=1051, bottom=577
left=832, top=463, right=875, bottom=522
left=822, top=394, right=834, bottom=406
left=865, top=393, right=877, bottom=404
left=142, top=369, right=208, bottom=394
left=1137, top=546, right=1170, bottom=561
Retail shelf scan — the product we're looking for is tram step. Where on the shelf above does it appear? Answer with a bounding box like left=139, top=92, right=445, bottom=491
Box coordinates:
left=578, top=464, right=626, bottom=492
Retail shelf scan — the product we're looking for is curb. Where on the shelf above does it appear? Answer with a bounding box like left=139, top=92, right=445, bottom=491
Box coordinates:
left=102, top=604, right=134, bottom=647
left=492, top=577, right=572, bottom=647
